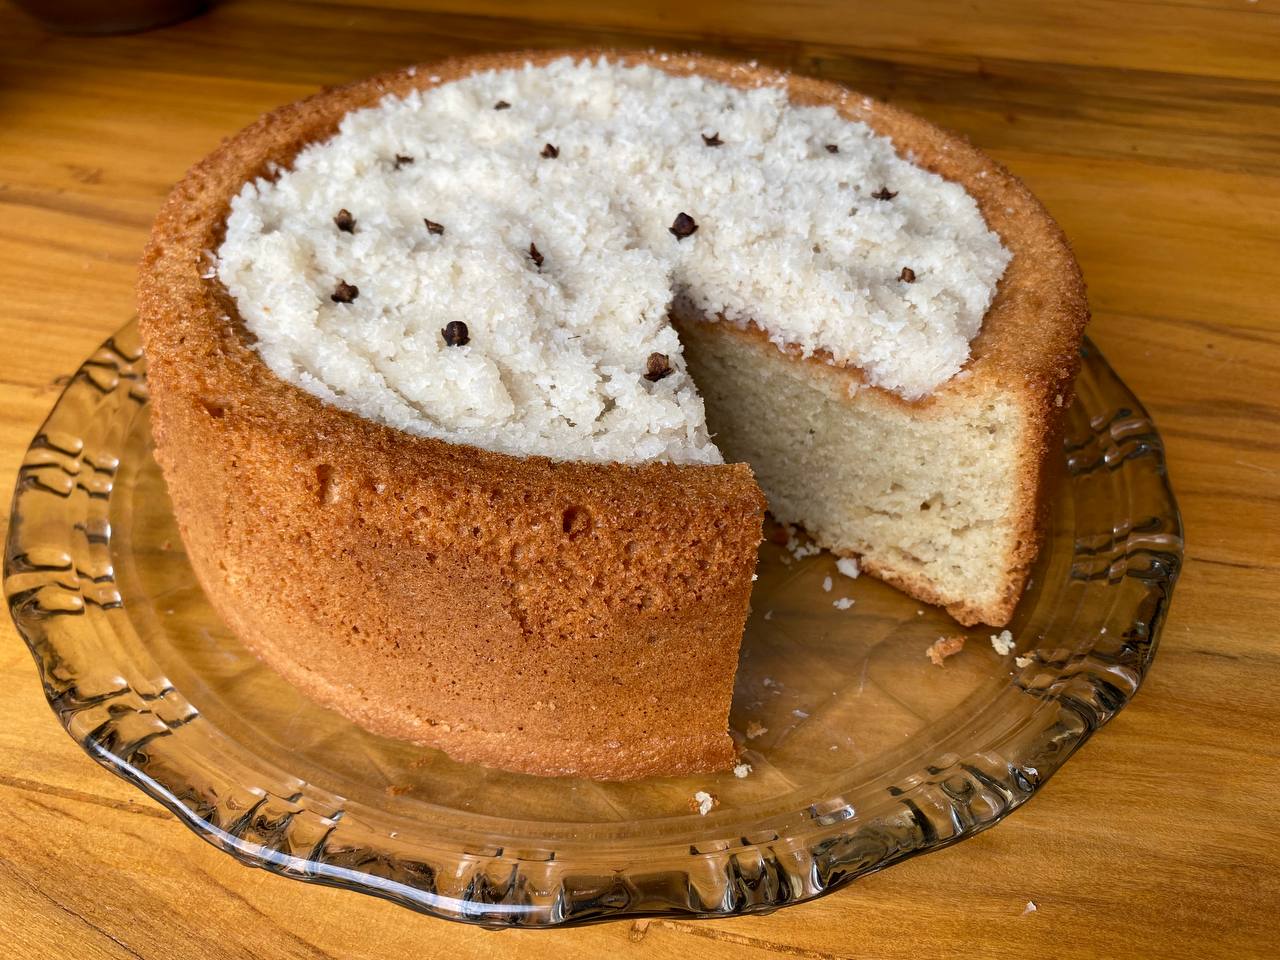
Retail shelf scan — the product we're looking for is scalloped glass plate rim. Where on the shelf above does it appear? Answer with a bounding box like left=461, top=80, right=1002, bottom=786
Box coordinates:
left=5, top=321, right=1183, bottom=925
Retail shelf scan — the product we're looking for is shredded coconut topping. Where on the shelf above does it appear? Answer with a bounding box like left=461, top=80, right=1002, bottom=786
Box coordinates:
left=218, top=57, right=1009, bottom=464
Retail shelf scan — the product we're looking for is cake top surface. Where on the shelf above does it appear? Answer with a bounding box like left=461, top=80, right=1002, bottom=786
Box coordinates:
left=217, top=56, right=1010, bottom=465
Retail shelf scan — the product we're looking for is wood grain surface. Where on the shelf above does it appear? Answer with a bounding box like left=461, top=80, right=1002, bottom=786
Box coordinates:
left=2, top=1, right=1278, bottom=957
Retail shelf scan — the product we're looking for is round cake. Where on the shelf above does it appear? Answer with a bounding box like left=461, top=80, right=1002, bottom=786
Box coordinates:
left=137, top=51, right=1087, bottom=780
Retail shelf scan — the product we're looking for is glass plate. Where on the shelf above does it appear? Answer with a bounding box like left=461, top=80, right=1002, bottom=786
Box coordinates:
left=5, top=320, right=1182, bottom=927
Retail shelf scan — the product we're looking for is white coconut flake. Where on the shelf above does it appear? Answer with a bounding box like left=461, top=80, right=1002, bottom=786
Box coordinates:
left=785, top=528, right=823, bottom=561
left=991, top=629, right=1015, bottom=655
left=218, top=57, right=1009, bottom=465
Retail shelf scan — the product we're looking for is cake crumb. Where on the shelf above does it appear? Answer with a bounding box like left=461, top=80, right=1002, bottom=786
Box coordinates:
left=991, top=629, right=1015, bottom=655
left=763, top=610, right=773, bottom=620
left=690, top=790, right=718, bottom=815
left=822, top=575, right=833, bottom=592
left=1015, top=654, right=1033, bottom=668
left=926, top=634, right=966, bottom=666
left=836, top=556, right=860, bottom=579
left=384, top=783, right=413, bottom=797
left=833, top=597, right=855, bottom=610
left=1022, top=900, right=1038, bottom=916
left=746, top=721, right=767, bottom=739
left=785, top=527, right=821, bottom=560
left=733, top=762, right=752, bottom=779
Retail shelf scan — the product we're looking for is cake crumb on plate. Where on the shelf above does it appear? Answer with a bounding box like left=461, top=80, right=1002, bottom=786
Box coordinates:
left=836, top=557, right=860, bottom=579
left=746, top=721, right=768, bottom=739
left=990, top=629, right=1015, bottom=655
left=690, top=790, right=719, bottom=815
left=733, top=762, right=752, bottom=779
left=833, top=597, right=855, bottom=610
left=926, top=634, right=966, bottom=666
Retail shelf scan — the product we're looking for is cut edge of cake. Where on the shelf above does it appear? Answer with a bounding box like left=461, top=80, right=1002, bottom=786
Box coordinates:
left=678, top=316, right=1063, bottom=627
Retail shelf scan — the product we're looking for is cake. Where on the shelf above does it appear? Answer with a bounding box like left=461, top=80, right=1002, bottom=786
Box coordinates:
left=137, top=51, right=1087, bottom=780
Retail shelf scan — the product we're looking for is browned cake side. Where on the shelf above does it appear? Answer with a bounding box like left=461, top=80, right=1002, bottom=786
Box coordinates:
left=147, top=382, right=764, bottom=778
left=137, top=52, right=771, bottom=781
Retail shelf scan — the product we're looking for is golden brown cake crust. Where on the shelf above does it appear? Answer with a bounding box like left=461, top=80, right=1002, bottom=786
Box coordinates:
left=138, top=50, right=1086, bottom=779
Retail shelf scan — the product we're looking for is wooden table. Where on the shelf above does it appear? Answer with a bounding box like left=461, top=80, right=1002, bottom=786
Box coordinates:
left=2, top=2, right=1277, bottom=956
